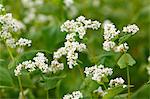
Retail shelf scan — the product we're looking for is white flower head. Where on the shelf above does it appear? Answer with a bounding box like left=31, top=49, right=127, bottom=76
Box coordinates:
left=84, top=65, right=113, bottom=82
left=63, top=91, right=83, bottom=99
left=113, top=42, right=129, bottom=52
left=14, top=52, right=49, bottom=76
left=103, top=41, right=116, bottom=51
left=109, top=77, right=125, bottom=87
left=123, top=24, right=139, bottom=35
left=16, top=38, right=32, bottom=47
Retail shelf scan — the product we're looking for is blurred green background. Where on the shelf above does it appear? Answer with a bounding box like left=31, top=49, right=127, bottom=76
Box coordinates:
left=0, top=0, right=150, bottom=98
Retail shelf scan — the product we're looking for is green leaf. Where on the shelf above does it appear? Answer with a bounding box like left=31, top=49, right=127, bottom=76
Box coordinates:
left=0, top=66, right=14, bottom=88
left=103, top=86, right=127, bottom=99
left=40, top=75, right=66, bottom=90
left=80, top=78, right=99, bottom=98
left=117, top=53, right=136, bottom=69
left=119, top=34, right=132, bottom=45
left=131, top=84, right=150, bottom=99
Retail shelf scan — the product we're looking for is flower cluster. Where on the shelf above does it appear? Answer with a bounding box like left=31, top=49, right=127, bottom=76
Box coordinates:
left=21, top=0, right=49, bottom=24
left=84, top=64, right=113, bottom=82
left=14, top=52, right=49, bottom=76
left=63, top=91, right=83, bottom=99
left=102, top=21, right=139, bottom=52
left=109, top=77, right=125, bottom=87
left=0, top=5, right=31, bottom=49
left=16, top=38, right=31, bottom=47
left=85, top=64, right=126, bottom=97
left=50, top=16, right=101, bottom=73
left=123, top=24, right=139, bottom=35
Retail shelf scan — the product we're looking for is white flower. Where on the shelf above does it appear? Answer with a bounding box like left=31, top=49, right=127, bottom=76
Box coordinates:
left=50, top=60, right=64, bottom=73
left=14, top=64, right=24, bottom=76
left=76, top=16, right=85, bottom=22
left=103, top=23, right=120, bottom=41
left=61, top=20, right=77, bottom=33
left=51, top=16, right=100, bottom=72
left=65, top=33, right=76, bottom=42
left=109, top=77, right=125, bottom=87
left=16, top=38, right=32, bottom=47
left=64, top=0, right=74, bottom=8
left=14, top=52, right=49, bottom=76
left=113, top=42, right=129, bottom=52
left=6, top=38, right=16, bottom=48
left=84, top=65, right=113, bottom=82
left=123, top=24, right=139, bottom=35
left=63, top=91, right=83, bottom=99
left=103, top=41, right=116, bottom=51
left=93, top=86, right=107, bottom=96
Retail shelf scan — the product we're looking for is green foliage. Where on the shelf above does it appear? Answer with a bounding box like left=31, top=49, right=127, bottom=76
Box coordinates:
left=117, top=53, right=136, bottom=69
left=0, top=66, right=14, bottom=88
left=40, top=75, right=66, bottom=90
left=103, top=86, right=127, bottom=99
left=131, top=84, right=150, bottom=99
left=118, top=34, right=132, bottom=45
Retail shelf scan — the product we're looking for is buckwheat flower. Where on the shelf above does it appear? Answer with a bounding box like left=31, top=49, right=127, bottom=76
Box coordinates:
left=33, top=52, right=49, bottom=73
left=103, top=23, right=120, bottom=40
left=67, top=51, right=78, bottom=69
left=16, top=38, right=32, bottom=47
left=94, top=86, right=107, bottom=97
left=14, top=52, right=49, bottom=76
left=65, top=33, right=76, bottom=42
left=77, top=43, right=86, bottom=52
left=90, top=21, right=101, bottom=30
left=103, top=41, right=116, bottom=51
left=76, top=16, right=85, bottom=22
left=50, top=60, right=64, bottom=73
left=6, top=38, right=16, bottom=48
left=63, top=91, right=83, bottom=99
left=0, top=30, right=11, bottom=39
left=72, top=91, right=83, bottom=99
left=113, top=42, right=129, bottom=52
left=76, top=26, right=86, bottom=39
left=61, top=20, right=77, bottom=33
left=64, top=0, right=74, bottom=8
left=23, top=60, right=36, bottom=72
left=63, top=94, right=73, bottom=99
left=14, top=64, right=24, bottom=76
left=54, top=47, right=67, bottom=59
left=109, top=77, right=125, bottom=87
left=122, top=24, right=139, bottom=35
left=84, top=65, right=113, bottom=82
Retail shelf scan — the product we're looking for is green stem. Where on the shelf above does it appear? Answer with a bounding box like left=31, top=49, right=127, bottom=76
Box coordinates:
left=5, top=44, right=25, bottom=99
left=6, top=45, right=14, bottom=61
left=18, top=76, right=25, bottom=99
left=77, top=65, right=84, bottom=80
left=102, top=83, right=107, bottom=90
left=46, top=89, right=49, bottom=99
left=127, top=66, right=131, bottom=99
